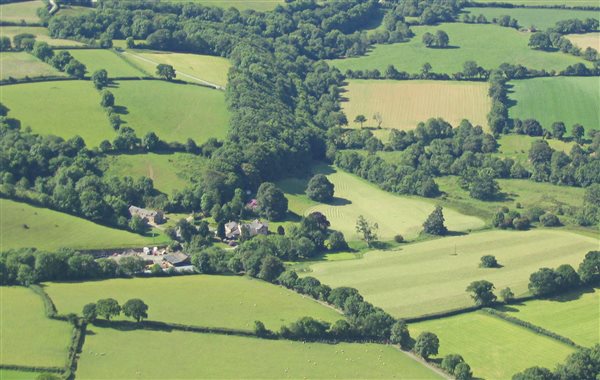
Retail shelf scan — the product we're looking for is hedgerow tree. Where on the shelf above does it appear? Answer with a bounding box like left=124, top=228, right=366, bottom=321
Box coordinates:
left=423, top=206, right=447, bottom=235
left=390, top=320, right=411, bottom=349
left=466, top=280, right=496, bottom=306
left=100, top=90, right=115, bottom=108
left=156, top=63, right=176, bottom=80
left=82, top=303, right=97, bottom=322
left=122, top=298, right=149, bottom=322
left=529, top=32, right=552, bottom=50
left=306, top=174, right=334, bottom=202
left=441, top=354, right=465, bottom=375
left=578, top=251, right=600, bottom=284
left=552, top=122, right=566, bottom=140
left=356, top=215, right=378, bottom=247
left=499, top=287, right=514, bottom=304
left=96, top=298, right=121, bottom=320
left=92, top=69, right=109, bottom=89
left=454, top=362, right=473, bottom=380
left=414, top=332, right=439, bottom=359
left=354, top=114, right=367, bottom=128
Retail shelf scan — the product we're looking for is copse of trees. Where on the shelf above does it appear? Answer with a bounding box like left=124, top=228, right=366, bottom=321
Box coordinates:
left=422, top=30, right=450, bottom=48
left=29, top=42, right=87, bottom=79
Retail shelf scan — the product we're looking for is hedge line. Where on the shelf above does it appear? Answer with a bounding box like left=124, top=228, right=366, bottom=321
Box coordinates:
left=64, top=322, right=86, bottom=380
left=466, top=1, right=600, bottom=11
left=29, top=284, right=59, bottom=318
left=481, top=307, right=581, bottom=348
left=0, top=364, right=63, bottom=373
left=404, top=305, right=481, bottom=323
left=0, top=76, right=74, bottom=86
left=90, top=319, right=257, bottom=338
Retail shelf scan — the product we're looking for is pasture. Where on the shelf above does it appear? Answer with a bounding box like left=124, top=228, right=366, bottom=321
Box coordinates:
left=0, top=0, right=42, bottom=23
left=464, top=7, right=599, bottom=29
left=0, top=369, right=39, bottom=380
left=496, top=134, right=576, bottom=168
left=0, top=199, right=168, bottom=251
left=566, top=32, right=600, bottom=50
left=0, top=51, right=64, bottom=80
left=410, top=311, right=575, bottom=379
left=504, top=288, right=599, bottom=347
left=328, top=23, right=588, bottom=74
left=63, top=49, right=145, bottom=78
left=278, top=165, right=484, bottom=241
left=472, top=0, right=600, bottom=5
left=0, top=287, right=71, bottom=367
left=110, top=80, right=229, bottom=144
left=342, top=80, right=490, bottom=131
left=0, top=26, right=83, bottom=47
left=44, top=275, right=342, bottom=331
left=0, top=80, right=113, bottom=146
left=76, top=326, right=440, bottom=379
left=308, top=229, right=598, bottom=318
left=508, top=76, right=600, bottom=134
left=102, top=152, right=207, bottom=195
left=120, top=50, right=231, bottom=87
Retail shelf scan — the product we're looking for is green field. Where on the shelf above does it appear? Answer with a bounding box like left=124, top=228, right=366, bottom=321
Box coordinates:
left=342, top=80, right=490, bottom=131
left=0, top=287, right=71, bottom=367
left=102, top=152, right=207, bottom=195
left=44, top=276, right=343, bottom=331
left=278, top=165, right=484, bottom=241
left=1, top=80, right=114, bottom=146
left=496, top=134, right=577, bottom=168
left=0, top=198, right=168, bottom=251
left=120, top=50, right=231, bottom=87
left=410, top=311, right=575, bottom=380
left=504, top=288, right=599, bottom=347
left=111, top=80, right=230, bottom=143
left=328, top=23, right=588, bottom=74
left=472, top=0, right=600, bottom=6
left=308, top=229, right=598, bottom=318
left=0, top=51, right=64, bottom=80
left=76, top=326, right=440, bottom=379
left=0, top=369, right=40, bottom=380
left=170, top=0, right=283, bottom=11
left=0, top=26, right=83, bottom=47
left=64, top=49, right=145, bottom=78
left=435, top=176, right=586, bottom=223
left=508, top=77, right=600, bottom=133
left=0, top=0, right=42, bottom=23
left=464, top=7, right=599, bottom=29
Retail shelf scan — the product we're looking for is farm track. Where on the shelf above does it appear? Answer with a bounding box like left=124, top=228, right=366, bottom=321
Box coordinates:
left=118, top=50, right=224, bottom=90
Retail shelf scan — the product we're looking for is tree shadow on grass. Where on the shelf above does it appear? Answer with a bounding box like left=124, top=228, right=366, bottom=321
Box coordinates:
left=112, top=105, right=129, bottom=115
left=545, top=286, right=596, bottom=303
left=330, top=197, right=351, bottom=206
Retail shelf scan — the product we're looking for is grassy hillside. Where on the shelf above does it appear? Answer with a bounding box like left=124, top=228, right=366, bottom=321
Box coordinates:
left=328, top=23, right=588, bottom=74
left=111, top=80, right=229, bottom=144
left=278, top=165, right=484, bottom=241
left=1, top=199, right=168, bottom=251
left=508, top=77, right=600, bottom=134
left=45, top=276, right=342, bottom=330
left=1, top=80, right=113, bottom=146
left=102, top=152, right=207, bottom=195
left=64, top=49, right=145, bottom=78
left=342, top=80, right=490, bottom=130
left=504, top=288, right=599, bottom=347
left=0, top=287, right=71, bottom=367
left=566, top=32, right=600, bottom=50
left=0, top=26, right=83, bottom=47
left=472, top=0, right=600, bottom=5
left=410, top=311, right=575, bottom=379
left=464, top=7, right=599, bottom=29
left=120, top=50, right=231, bottom=87
left=0, top=0, right=42, bottom=23
left=1, top=51, right=65, bottom=80
left=76, top=326, right=441, bottom=379
left=308, top=229, right=598, bottom=318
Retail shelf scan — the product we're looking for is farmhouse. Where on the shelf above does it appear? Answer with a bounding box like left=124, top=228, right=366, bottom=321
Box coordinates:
left=164, top=252, right=191, bottom=267
left=128, top=205, right=165, bottom=224
left=224, top=219, right=269, bottom=240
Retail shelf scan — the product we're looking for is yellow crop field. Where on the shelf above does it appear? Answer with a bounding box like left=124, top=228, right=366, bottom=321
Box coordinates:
left=342, top=80, right=491, bottom=131
left=566, top=32, right=600, bottom=51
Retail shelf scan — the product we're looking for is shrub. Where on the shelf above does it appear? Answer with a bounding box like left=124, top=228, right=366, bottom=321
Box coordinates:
left=306, top=174, right=335, bottom=202
left=540, top=213, right=560, bottom=227
left=480, top=255, right=499, bottom=268
left=394, top=234, right=404, bottom=243
left=512, top=216, right=530, bottom=230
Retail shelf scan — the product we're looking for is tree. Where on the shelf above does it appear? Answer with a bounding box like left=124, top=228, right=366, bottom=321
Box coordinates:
left=109, top=113, right=122, bottom=130
left=126, top=37, right=135, bottom=48
left=254, top=320, right=271, bottom=338
left=454, top=362, right=473, bottom=380
left=552, top=122, right=566, bottom=140
left=82, top=303, right=97, bottom=322
left=539, top=213, right=560, bottom=227
left=468, top=168, right=500, bottom=200
left=421, top=62, right=432, bottom=77
left=528, top=268, right=558, bottom=296
left=100, top=90, right=115, bottom=108
left=578, top=251, right=599, bottom=284
left=129, top=215, right=149, bottom=234
left=572, top=124, right=584, bottom=144
left=0, top=36, right=11, bottom=52
left=422, top=32, right=435, bottom=47
left=256, top=182, right=288, bottom=221
left=258, top=255, right=285, bottom=282
left=156, top=64, right=176, bottom=80
left=91, top=69, right=109, bottom=89
left=327, top=231, right=348, bottom=251
left=354, top=114, right=367, bottom=128
left=390, top=320, right=411, bottom=349
left=32, top=41, right=53, bottom=62
left=435, top=30, right=450, bottom=47
left=122, top=298, right=149, bottom=322
left=466, top=280, right=496, bottom=306
left=414, top=332, right=439, bottom=359
left=373, top=112, right=383, bottom=128
left=499, top=287, right=514, bottom=304
left=96, top=298, right=121, bottom=320
left=480, top=255, right=499, bottom=268
left=529, top=32, right=552, bottom=50
left=513, top=366, right=555, bottom=380
left=142, top=132, right=160, bottom=151
left=355, top=215, right=378, bottom=247
left=65, top=59, right=86, bottom=79
left=441, top=354, right=465, bottom=375
left=422, top=206, right=447, bottom=235
left=555, top=264, right=580, bottom=290
left=306, top=174, right=334, bottom=202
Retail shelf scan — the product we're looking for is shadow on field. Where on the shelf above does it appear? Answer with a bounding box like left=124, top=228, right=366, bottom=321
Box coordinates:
left=113, top=105, right=129, bottom=115
left=546, top=286, right=597, bottom=303
left=331, top=197, right=351, bottom=206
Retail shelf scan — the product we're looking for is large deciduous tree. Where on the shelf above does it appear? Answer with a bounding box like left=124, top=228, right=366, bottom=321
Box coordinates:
left=466, top=280, right=496, bottom=306
left=122, top=298, right=149, bottom=322
left=96, top=298, right=121, bottom=321
left=414, top=331, right=439, bottom=359
left=306, top=174, right=335, bottom=202
left=422, top=206, right=447, bottom=235
left=256, top=182, right=288, bottom=221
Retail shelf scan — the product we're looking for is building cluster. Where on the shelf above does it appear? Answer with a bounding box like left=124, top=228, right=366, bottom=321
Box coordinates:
left=109, top=247, right=193, bottom=272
